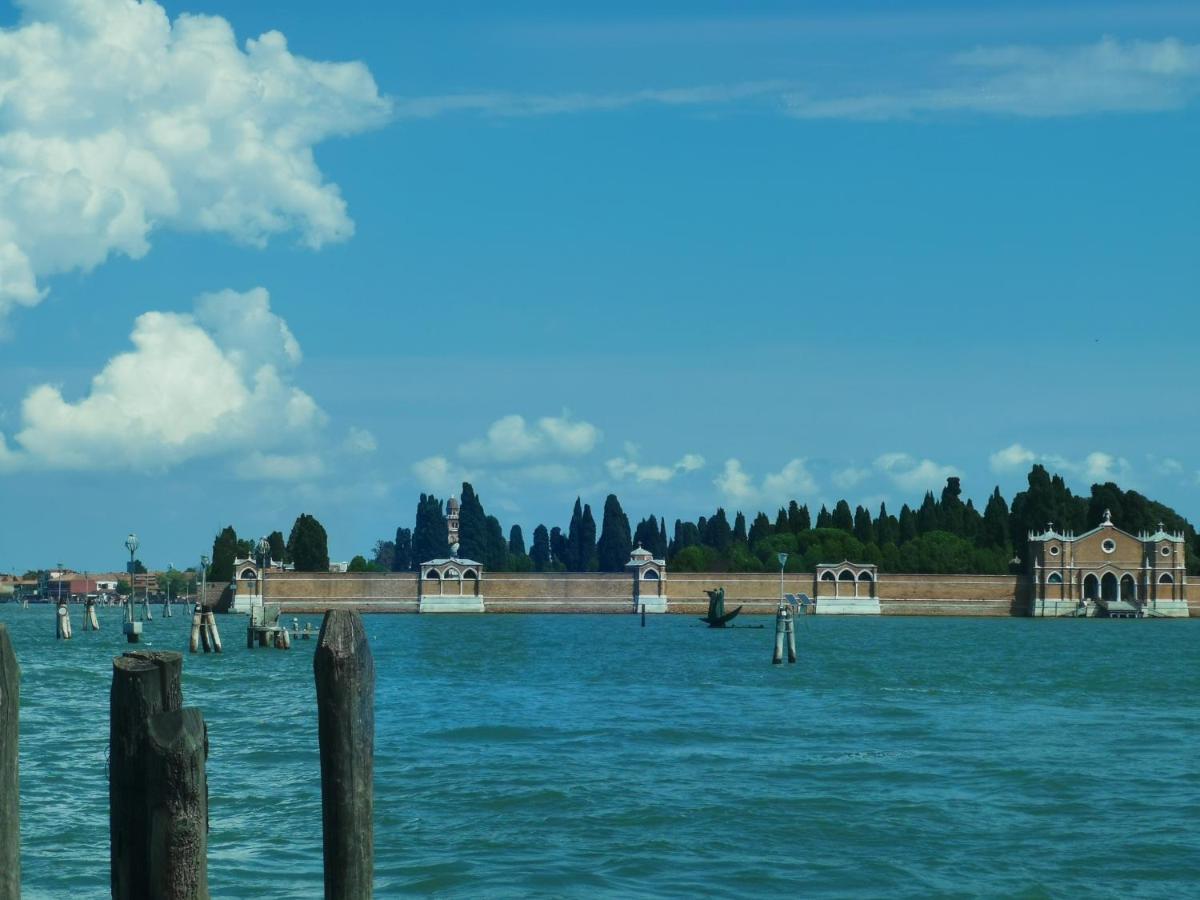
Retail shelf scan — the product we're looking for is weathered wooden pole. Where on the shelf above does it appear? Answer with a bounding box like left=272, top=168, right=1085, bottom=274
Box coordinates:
left=189, top=604, right=202, bottom=653
left=786, top=606, right=797, bottom=664
left=314, top=610, right=375, bottom=899
left=640, top=603, right=646, bottom=627
left=204, top=611, right=222, bottom=654
left=110, top=651, right=208, bottom=900
left=56, top=599, right=74, bottom=639
left=123, top=598, right=142, bottom=644
left=0, top=625, right=20, bottom=900
left=772, top=604, right=786, bottom=665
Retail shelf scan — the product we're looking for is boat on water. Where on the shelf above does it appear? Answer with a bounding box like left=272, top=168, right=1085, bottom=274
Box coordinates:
left=699, top=587, right=742, bottom=627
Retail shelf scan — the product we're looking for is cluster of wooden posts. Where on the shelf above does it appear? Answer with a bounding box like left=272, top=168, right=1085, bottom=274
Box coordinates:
left=0, top=609, right=376, bottom=899
left=772, top=601, right=797, bottom=665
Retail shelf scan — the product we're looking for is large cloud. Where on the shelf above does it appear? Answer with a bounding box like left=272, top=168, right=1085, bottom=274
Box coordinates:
left=0, top=0, right=390, bottom=323
left=0, top=287, right=325, bottom=471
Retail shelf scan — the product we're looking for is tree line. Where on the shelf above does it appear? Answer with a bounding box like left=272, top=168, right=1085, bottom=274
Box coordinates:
left=365, top=464, right=1199, bottom=576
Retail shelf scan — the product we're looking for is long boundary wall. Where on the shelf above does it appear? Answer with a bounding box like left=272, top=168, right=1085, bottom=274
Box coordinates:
left=246, top=570, right=1046, bottom=616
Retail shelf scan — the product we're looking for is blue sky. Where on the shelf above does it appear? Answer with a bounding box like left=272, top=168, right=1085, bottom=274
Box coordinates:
left=1, top=0, right=1198, bottom=571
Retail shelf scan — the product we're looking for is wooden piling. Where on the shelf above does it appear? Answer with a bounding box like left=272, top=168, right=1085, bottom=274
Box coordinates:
left=110, top=651, right=208, bottom=900
left=56, top=600, right=73, bottom=640
left=204, top=611, right=223, bottom=654
left=0, top=625, right=20, bottom=900
left=786, top=609, right=797, bottom=664
left=640, top=604, right=646, bottom=627
left=189, top=605, right=202, bottom=653
left=772, top=605, right=786, bottom=665
left=314, top=610, right=375, bottom=900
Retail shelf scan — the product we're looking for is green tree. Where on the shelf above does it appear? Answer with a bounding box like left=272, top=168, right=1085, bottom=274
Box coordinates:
left=209, top=525, right=238, bottom=582
left=916, top=492, right=940, bottom=533
left=347, top=555, right=371, bottom=573
left=483, top=515, right=508, bottom=569
left=456, top=482, right=490, bottom=562
left=732, top=511, right=748, bottom=544
left=287, top=513, right=330, bottom=572
left=509, top=524, right=526, bottom=558
left=898, top=505, right=917, bottom=543
left=980, top=487, right=1010, bottom=550
left=788, top=501, right=811, bottom=532
left=565, top=498, right=584, bottom=570
left=816, top=505, right=833, bottom=528
left=267, top=530, right=287, bottom=564
left=596, top=494, right=633, bottom=571
left=411, top=494, right=449, bottom=565
left=748, top=512, right=772, bottom=546
left=579, top=504, right=598, bottom=571
left=372, top=540, right=395, bottom=571
left=530, top=525, right=551, bottom=571
left=392, top=527, right=412, bottom=572
left=940, top=477, right=966, bottom=536
left=774, top=508, right=789, bottom=533
left=853, top=505, right=874, bottom=544
left=705, top=508, right=734, bottom=552
left=831, top=500, right=854, bottom=533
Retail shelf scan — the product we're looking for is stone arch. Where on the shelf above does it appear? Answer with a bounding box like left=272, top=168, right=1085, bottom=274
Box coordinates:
left=1120, top=573, right=1137, bottom=603
left=820, top=571, right=836, bottom=582
left=461, top=568, right=478, bottom=580
left=424, top=569, right=441, bottom=580
left=838, top=570, right=855, bottom=581
left=1101, top=572, right=1119, bottom=603
left=239, top=567, right=257, bottom=581
left=1083, top=573, right=1099, bottom=601
left=857, top=571, right=873, bottom=582
left=642, top=569, right=659, bottom=580
left=1047, top=572, right=1063, bottom=584
left=1158, top=572, right=1174, bottom=584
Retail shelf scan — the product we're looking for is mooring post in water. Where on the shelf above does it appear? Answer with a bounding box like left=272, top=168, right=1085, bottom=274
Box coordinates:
left=641, top=603, right=646, bottom=627
left=85, top=596, right=101, bottom=631
left=204, top=610, right=223, bottom=654
left=123, top=598, right=142, bottom=644
left=1, top=625, right=20, bottom=900
left=110, top=651, right=208, bottom=900
left=772, top=602, right=793, bottom=665
left=142, top=595, right=153, bottom=622
left=56, top=599, right=73, bottom=640
left=314, top=610, right=375, bottom=899
left=190, top=604, right=202, bottom=653
left=786, top=605, right=797, bottom=663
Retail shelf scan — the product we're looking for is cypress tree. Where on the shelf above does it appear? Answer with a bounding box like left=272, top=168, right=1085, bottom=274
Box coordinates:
left=509, top=524, right=526, bottom=557
left=733, top=511, right=748, bottom=544
left=411, top=493, right=449, bottom=564
left=940, top=477, right=966, bottom=536
left=209, top=525, right=238, bottom=582
left=748, top=512, right=772, bottom=546
left=917, top=491, right=940, bottom=533
left=530, top=525, right=551, bottom=570
left=484, top=515, right=508, bottom=569
left=706, top=508, right=733, bottom=552
left=774, top=508, right=789, bottom=533
left=287, top=513, right=330, bottom=572
left=392, top=527, right=412, bottom=572
left=816, top=505, right=833, bottom=529
left=633, top=517, right=659, bottom=554
left=898, top=504, right=918, bottom=543
left=596, top=494, right=633, bottom=571
left=981, top=488, right=1010, bottom=551
left=853, top=505, right=874, bottom=544
left=266, top=530, right=286, bottom=564
left=659, top=518, right=668, bottom=558
left=565, top=498, right=584, bottom=571
left=550, top=526, right=568, bottom=568
left=787, top=500, right=811, bottom=533
left=457, top=482, right=490, bottom=562
left=579, top=503, right=598, bottom=571
left=832, top=500, right=854, bottom=532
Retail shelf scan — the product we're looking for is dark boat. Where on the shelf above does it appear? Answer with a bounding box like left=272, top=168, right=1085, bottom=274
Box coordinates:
left=699, top=587, right=742, bottom=627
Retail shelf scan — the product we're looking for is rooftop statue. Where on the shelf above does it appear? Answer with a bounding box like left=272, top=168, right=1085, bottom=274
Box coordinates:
left=700, top=587, right=742, bottom=628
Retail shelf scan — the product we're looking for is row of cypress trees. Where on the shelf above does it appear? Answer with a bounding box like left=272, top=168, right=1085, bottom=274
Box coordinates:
left=370, top=466, right=1199, bottom=575
left=207, top=514, right=329, bottom=580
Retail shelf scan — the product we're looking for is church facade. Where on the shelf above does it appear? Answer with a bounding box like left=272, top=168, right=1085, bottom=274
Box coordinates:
left=1028, top=511, right=1189, bottom=617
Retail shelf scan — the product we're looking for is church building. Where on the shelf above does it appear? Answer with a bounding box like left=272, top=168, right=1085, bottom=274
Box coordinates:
left=1028, top=510, right=1189, bottom=617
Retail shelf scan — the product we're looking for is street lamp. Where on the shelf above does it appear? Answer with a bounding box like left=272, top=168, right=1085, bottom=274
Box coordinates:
left=199, top=554, right=209, bottom=611
left=777, top=552, right=789, bottom=606
left=257, top=536, right=271, bottom=613
left=124, top=533, right=139, bottom=601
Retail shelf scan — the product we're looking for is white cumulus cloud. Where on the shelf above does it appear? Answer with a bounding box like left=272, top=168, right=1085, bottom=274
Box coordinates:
left=0, top=0, right=391, bottom=324
left=874, top=452, right=960, bottom=492
left=990, top=444, right=1132, bottom=484
left=715, top=457, right=817, bottom=508
left=0, top=287, right=325, bottom=472
left=458, top=413, right=600, bottom=463
left=606, top=451, right=704, bottom=484
left=411, top=454, right=475, bottom=494
left=989, top=443, right=1037, bottom=473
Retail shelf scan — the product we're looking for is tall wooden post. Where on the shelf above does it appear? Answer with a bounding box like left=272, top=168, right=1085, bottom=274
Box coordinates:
left=314, top=610, right=375, bottom=899
left=110, top=651, right=208, bottom=899
left=0, top=626, right=20, bottom=900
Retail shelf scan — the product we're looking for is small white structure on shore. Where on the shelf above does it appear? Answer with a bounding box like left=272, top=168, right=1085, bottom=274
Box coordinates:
left=814, top=560, right=881, bottom=614
left=230, top=556, right=278, bottom=615
left=627, top=544, right=668, bottom=613
left=419, top=549, right=485, bottom=613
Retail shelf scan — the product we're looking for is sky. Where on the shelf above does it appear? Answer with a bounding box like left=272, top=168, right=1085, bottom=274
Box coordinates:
left=1, top=0, right=1198, bottom=571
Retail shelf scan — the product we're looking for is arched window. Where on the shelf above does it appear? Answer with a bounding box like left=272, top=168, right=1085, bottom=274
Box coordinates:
left=857, top=571, right=873, bottom=582
left=445, top=568, right=460, bottom=579
left=424, top=570, right=441, bottom=580
left=462, top=569, right=478, bottom=580
left=820, top=571, right=836, bottom=582
left=1158, top=572, right=1174, bottom=584
left=838, top=570, right=855, bottom=581
left=642, top=569, right=659, bottom=580
left=1047, top=572, right=1063, bottom=584
left=1083, top=574, right=1099, bottom=600
left=239, top=568, right=256, bottom=581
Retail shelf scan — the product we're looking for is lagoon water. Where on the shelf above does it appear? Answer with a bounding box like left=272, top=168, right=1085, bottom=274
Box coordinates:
left=2, top=605, right=1198, bottom=898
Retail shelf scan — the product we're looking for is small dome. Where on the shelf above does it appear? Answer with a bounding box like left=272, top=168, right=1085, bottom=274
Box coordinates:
left=447, top=496, right=460, bottom=510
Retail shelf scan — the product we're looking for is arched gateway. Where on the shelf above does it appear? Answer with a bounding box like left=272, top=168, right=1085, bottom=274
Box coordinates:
left=1028, top=510, right=1188, bottom=617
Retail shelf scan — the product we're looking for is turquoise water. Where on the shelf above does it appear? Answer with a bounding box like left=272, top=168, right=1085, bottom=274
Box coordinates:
left=2, top=605, right=1198, bottom=898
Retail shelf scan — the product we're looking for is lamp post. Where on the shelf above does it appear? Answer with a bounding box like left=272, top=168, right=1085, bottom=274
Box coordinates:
left=124, top=533, right=139, bottom=602
left=123, top=534, right=142, bottom=643
left=778, top=552, right=789, bottom=607
left=257, top=536, right=270, bottom=613
left=199, top=554, right=209, bottom=611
